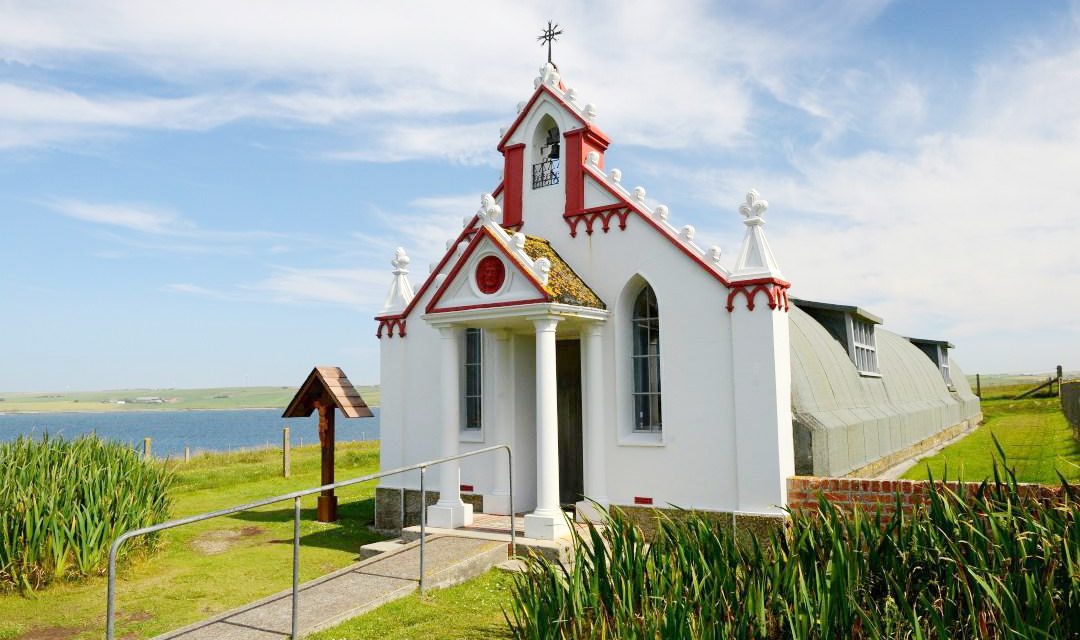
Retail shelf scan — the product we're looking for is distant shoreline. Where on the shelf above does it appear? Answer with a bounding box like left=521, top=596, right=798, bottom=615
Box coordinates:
left=0, top=406, right=288, bottom=416
left=0, top=384, right=381, bottom=415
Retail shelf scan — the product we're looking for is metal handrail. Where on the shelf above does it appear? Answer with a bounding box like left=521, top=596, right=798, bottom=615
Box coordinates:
left=106, top=444, right=513, bottom=639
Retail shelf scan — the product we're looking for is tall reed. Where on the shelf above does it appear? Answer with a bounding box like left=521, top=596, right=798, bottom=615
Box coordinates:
left=0, top=434, right=173, bottom=592
left=507, top=465, right=1077, bottom=639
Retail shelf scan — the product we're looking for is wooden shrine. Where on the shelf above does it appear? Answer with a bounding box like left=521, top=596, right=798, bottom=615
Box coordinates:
left=283, top=366, right=373, bottom=522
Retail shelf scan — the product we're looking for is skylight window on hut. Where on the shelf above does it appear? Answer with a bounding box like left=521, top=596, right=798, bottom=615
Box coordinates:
left=791, top=298, right=883, bottom=377
left=909, top=338, right=954, bottom=388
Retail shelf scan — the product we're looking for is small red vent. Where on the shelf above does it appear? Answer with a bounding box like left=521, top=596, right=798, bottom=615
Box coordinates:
left=633, top=496, right=653, bottom=505
left=460, top=484, right=474, bottom=493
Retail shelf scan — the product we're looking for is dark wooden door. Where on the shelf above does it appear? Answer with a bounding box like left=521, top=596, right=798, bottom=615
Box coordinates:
left=556, top=340, right=584, bottom=506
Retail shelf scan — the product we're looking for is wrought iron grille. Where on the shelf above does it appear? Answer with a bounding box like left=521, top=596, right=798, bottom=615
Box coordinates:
left=532, top=159, right=560, bottom=189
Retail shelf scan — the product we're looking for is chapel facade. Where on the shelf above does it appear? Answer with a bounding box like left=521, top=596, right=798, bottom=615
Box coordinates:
left=372, top=64, right=981, bottom=539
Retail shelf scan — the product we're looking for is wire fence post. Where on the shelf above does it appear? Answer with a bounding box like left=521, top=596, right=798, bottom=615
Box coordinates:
left=419, top=465, right=427, bottom=595
left=283, top=427, right=291, bottom=478
left=292, top=496, right=301, bottom=639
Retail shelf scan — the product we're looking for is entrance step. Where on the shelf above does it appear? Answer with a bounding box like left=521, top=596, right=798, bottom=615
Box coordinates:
left=401, top=523, right=575, bottom=564
left=151, top=535, right=506, bottom=639
left=358, top=539, right=406, bottom=559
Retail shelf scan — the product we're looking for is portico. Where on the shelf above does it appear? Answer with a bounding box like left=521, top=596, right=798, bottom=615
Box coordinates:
left=423, top=301, right=608, bottom=540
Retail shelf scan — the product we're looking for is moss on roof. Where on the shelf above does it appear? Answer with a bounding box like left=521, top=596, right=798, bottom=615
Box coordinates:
left=522, top=236, right=605, bottom=309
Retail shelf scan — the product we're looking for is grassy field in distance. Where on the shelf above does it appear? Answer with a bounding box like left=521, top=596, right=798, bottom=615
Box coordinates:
left=903, top=382, right=1080, bottom=483
left=0, top=385, right=380, bottom=413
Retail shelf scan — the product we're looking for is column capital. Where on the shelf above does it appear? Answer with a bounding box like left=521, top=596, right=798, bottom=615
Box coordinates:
left=437, top=325, right=462, bottom=339
left=583, top=322, right=605, bottom=338
left=529, top=316, right=560, bottom=333
left=492, top=328, right=513, bottom=341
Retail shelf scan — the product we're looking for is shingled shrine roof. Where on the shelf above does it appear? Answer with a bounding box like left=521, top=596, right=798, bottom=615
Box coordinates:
left=282, top=366, right=373, bottom=419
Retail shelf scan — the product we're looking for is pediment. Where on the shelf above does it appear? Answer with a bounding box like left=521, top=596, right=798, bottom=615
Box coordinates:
left=426, top=228, right=549, bottom=314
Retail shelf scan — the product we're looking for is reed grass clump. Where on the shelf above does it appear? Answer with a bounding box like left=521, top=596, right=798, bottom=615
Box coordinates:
left=508, top=466, right=1078, bottom=639
left=0, top=434, right=173, bottom=592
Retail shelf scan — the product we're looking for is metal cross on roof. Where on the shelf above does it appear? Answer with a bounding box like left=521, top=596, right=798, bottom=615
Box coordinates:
left=537, top=20, right=563, bottom=66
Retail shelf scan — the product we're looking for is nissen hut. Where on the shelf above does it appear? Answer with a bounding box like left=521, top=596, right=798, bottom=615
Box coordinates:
left=371, top=63, right=981, bottom=540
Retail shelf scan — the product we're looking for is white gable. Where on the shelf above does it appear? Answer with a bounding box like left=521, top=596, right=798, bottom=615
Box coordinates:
left=428, top=233, right=547, bottom=313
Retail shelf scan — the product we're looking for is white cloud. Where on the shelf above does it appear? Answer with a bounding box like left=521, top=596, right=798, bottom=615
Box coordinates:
left=0, top=1, right=889, bottom=154
left=46, top=198, right=187, bottom=234
left=246, top=267, right=387, bottom=307
left=686, top=37, right=1080, bottom=372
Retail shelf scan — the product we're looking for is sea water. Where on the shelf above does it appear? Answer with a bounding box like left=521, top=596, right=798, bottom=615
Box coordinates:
left=0, top=408, right=381, bottom=458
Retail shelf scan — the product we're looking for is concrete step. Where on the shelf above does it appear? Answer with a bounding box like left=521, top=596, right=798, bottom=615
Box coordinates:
left=358, top=539, right=406, bottom=560
left=401, top=524, right=575, bottom=564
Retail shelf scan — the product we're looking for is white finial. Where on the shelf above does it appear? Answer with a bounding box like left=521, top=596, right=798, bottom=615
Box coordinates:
left=391, top=247, right=410, bottom=272
left=534, top=76, right=542, bottom=89
left=567, top=87, right=579, bottom=103
left=445, top=238, right=455, bottom=249
left=535, top=257, right=551, bottom=285
left=463, top=215, right=472, bottom=228
left=739, top=189, right=769, bottom=225
left=633, top=186, right=647, bottom=203
left=610, top=168, right=622, bottom=184
left=511, top=232, right=526, bottom=251
left=586, top=151, right=600, bottom=167
left=681, top=225, right=696, bottom=242
left=732, top=187, right=784, bottom=280
left=539, top=63, right=560, bottom=87
left=584, top=104, right=598, bottom=122
left=655, top=204, right=669, bottom=221
left=516, top=101, right=526, bottom=114
left=709, top=246, right=722, bottom=263
left=381, top=247, right=415, bottom=313
left=499, top=126, right=508, bottom=138
left=429, top=262, right=436, bottom=273
left=478, top=193, right=501, bottom=223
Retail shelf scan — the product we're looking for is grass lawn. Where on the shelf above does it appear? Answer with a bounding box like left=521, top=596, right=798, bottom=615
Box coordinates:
left=309, top=569, right=515, bottom=640
left=903, top=387, right=1080, bottom=483
left=1, top=441, right=385, bottom=640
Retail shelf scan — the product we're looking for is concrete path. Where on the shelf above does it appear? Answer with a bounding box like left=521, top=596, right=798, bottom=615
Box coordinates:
left=153, top=536, right=506, bottom=640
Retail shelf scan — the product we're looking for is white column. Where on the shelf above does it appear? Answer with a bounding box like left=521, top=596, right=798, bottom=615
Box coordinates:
left=524, top=316, right=569, bottom=540
left=483, top=330, right=514, bottom=515
left=427, top=326, right=473, bottom=529
left=577, top=323, right=609, bottom=522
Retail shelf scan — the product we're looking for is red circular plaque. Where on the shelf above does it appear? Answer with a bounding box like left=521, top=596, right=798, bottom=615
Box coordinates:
left=475, top=255, right=506, bottom=294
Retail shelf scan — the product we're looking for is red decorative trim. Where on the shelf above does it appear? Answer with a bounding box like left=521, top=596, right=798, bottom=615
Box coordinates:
left=580, top=168, right=738, bottom=288
left=430, top=297, right=550, bottom=315
left=633, top=496, right=654, bottom=505
left=425, top=225, right=551, bottom=314
left=564, top=204, right=631, bottom=237
left=375, top=316, right=407, bottom=339
left=460, top=484, right=474, bottom=492
left=501, top=144, right=524, bottom=227
left=492, top=181, right=504, bottom=198
left=496, top=84, right=609, bottom=152
left=725, top=281, right=791, bottom=313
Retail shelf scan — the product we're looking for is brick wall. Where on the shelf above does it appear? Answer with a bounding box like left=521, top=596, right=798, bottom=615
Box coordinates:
left=787, top=476, right=1067, bottom=519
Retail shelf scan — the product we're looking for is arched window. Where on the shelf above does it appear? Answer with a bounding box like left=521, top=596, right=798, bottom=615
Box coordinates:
left=531, top=115, right=560, bottom=189
left=631, top=285, right=661, bottom=432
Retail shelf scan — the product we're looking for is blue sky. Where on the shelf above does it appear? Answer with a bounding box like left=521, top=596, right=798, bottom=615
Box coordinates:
left=1, top=1, right=1078, bottom=392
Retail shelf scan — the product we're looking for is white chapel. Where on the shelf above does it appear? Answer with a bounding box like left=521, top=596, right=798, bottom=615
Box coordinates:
left=372, top=63, right=981, bottom=540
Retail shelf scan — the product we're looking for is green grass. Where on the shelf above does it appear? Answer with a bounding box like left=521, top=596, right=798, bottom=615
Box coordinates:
left=309, top=570, right=514, bottom=640
left=0, top=441, right=384, bottom=639
left=0, top=385, right=380, bottom=414
left=903, top=394, right=1080, bottom=483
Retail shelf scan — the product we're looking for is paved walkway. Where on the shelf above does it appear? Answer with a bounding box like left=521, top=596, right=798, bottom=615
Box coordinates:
left=153, top=536, right=506, bottom=639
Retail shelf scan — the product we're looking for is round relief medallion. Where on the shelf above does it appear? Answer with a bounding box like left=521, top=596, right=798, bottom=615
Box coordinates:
left=475, top=255, right=506, bottom=294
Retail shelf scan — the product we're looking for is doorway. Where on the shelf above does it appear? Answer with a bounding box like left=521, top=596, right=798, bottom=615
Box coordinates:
left=556, top=339, right=584, bottom=506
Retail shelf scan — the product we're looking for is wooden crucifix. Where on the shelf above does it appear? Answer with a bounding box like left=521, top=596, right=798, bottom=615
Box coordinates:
left=283, top=366, right=373, bottom=523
